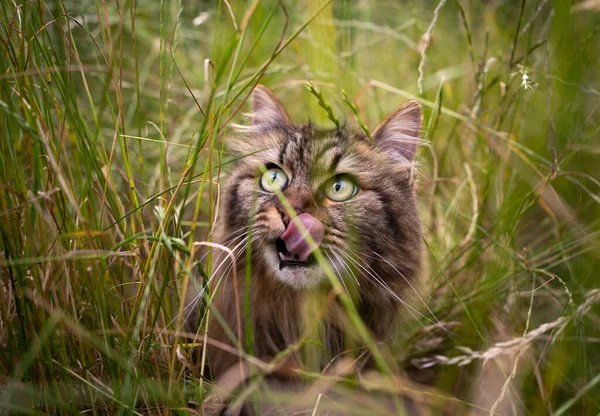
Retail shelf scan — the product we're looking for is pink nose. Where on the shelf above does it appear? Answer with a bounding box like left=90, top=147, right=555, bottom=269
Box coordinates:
left=280, top=213, right=325, bottom=262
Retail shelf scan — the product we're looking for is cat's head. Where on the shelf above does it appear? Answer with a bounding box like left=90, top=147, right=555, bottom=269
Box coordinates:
left=222, top=85, right=423, bottom=294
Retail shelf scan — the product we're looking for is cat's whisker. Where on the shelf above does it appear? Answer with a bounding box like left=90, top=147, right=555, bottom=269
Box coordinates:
left=368, top=250, right=446, bottom=330
left=209, top=226, right=248, bottom=251
left=178, top=271, right=231, bottom=333
left=344, top=246, right=422, bottom=296
left=177, top=233, right=253, bottom=327
left=323, top=235, right=346, bottom=250
left=217, top=232, right=262, bottom=277
left=208, top=234, right=254, bottom=280
left=333, top=247, right=360, bottom=287
left=328, top=246, right=360, bottom=288
left=336, top=249, right=441, bottom=330
left=197, top=228, right=249, bottom=266
left=325, top=252, right=350, bottom=296
left=343, top=246, right=451, bottom=335
left=200, top=230, right=248, bottom=276
left=219, top=234, right=261, bottom=279
left=219, top=226, right=251, bottom=244
left=336, top=249, right=404, bottom=302
left=199, top=238, right=247, bottom=292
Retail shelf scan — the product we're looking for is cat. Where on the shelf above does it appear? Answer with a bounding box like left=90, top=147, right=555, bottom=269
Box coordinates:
left=186, top=85, right=424, bottom=413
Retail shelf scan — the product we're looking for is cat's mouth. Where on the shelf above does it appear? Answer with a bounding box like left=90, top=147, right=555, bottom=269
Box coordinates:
left=275, top=238, right=314, bottom=270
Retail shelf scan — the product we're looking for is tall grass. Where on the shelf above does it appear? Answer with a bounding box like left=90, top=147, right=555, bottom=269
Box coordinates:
left=1, top=0, right=599, bottom=414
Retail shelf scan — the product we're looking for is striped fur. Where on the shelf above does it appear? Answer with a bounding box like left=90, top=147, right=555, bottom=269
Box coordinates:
left=189, top=85, right=424, bottom=387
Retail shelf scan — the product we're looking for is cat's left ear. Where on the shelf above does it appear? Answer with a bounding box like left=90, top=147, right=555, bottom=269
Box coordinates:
left=372, top=101, right=422, bottom=163
left=250, top=85, right=293, bottom=129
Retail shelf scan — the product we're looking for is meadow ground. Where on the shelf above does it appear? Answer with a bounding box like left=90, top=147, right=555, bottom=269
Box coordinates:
left=1, top=0, right=600, bottom=414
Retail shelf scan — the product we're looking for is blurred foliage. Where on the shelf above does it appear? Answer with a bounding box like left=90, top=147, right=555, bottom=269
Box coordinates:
left=1, top=0, right=599, bottom=414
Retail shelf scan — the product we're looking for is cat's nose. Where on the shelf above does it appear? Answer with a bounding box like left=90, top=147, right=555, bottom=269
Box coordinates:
left=278, top=205, right=304, bottom=227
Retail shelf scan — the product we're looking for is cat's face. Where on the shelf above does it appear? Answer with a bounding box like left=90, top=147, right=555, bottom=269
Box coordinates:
left=222, top=86, right=423, bottom=293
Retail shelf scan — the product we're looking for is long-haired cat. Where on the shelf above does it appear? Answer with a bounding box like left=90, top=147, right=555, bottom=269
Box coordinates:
left=187, top=85, right=424, bottom=413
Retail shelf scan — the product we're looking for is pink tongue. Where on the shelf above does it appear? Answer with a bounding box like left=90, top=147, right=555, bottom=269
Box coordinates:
left=280, top=213, right=325, bottom=262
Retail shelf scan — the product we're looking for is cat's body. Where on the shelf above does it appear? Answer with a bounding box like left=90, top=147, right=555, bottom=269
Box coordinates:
left=187, top=85, right=424, bottom=410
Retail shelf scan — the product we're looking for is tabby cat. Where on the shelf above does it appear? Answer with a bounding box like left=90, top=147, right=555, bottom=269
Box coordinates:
left=187, top=85, right=424, bottom=410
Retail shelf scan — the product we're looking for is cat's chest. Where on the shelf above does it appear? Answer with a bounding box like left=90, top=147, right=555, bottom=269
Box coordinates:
left=249, top=286, right=347, bottom=349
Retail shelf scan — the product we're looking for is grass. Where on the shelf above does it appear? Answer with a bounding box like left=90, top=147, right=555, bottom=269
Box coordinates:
left=1, top=0, right=600, bottom=414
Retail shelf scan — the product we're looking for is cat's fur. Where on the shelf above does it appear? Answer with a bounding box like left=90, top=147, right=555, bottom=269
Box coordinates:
left=187, top=85, right=424, bottom=403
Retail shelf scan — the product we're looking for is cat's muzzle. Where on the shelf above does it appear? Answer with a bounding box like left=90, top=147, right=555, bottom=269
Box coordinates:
left=276, top=213, right=325, bottom=270
left=275, top=237, right=313, bottom=269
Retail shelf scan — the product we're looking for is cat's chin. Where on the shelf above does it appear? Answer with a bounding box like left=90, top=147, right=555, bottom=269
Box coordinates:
left=275, top=267, right=321, bottom=290
left=275, top=266, right=322, bottom=290
left=263, top=246, right=323, bottom=290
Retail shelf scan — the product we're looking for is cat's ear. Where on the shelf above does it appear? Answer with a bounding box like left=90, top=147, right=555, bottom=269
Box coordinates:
left=249, top=85, right=293, bottom=129
left=372, top=101, right=422, bottom=163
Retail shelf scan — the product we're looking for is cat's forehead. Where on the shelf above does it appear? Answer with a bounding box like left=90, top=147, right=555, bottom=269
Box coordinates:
left=275, top=125, right=369, bottom=171
left=229, top=124, right=380, bottom=181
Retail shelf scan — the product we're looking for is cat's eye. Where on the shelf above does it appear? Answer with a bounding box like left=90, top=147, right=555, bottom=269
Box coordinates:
left=260, top=166, right=288, bottom=192
left=323, top=175, right=358, bottom=202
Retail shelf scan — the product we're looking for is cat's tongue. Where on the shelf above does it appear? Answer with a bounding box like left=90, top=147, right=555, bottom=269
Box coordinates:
left=280, top=213, right=324, bottom=262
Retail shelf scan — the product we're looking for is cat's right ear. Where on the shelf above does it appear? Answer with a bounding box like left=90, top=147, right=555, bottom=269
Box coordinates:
left=228, top=85, right=292, bottom=154
left=249, top=85, right=293, bottom=130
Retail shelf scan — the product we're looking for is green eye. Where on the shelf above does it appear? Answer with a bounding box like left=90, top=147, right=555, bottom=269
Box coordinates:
left=324, top=175, right=358, bottom=202
left=260, top=167, right=288, bottom=192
